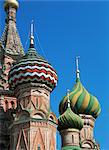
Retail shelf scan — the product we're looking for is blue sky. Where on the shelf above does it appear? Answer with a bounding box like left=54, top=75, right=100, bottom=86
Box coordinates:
left=1, top=0, right=109, bottom=149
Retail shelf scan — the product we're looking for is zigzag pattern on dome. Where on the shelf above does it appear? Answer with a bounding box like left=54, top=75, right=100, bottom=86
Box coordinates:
left=9, top=70, right=57, bottom=90
left=10, top=61, right=57, bottom=75
left=8, top=35, right=58, bottom=91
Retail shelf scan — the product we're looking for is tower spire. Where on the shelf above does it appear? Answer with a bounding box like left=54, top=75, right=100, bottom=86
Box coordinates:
left=4, top=0, right=19, bottom=23
left=30, top=20, right=35, bottom=48
left=67, top=89, right=70, bottom=108
left=76, top=56, right=80, bottom=79
left=0, top=0, right=24, bottom=56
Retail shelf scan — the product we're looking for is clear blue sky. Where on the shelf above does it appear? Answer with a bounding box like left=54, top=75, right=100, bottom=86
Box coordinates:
left=0, top=0, right=109, bottom=149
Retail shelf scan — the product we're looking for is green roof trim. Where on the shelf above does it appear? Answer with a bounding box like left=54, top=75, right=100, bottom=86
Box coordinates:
left=17, top=47, right=46, bottom=63
left=62, top=146, right=81, bottom=150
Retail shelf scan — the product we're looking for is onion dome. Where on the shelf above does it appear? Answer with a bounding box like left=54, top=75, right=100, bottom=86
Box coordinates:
left=58, top=90, right=83, bottom=131
left=59, top=57, right=101, bottom=119
left=4, top=0, right=19, bottom=10
left=58, top=107, right=83, bottom=131
left=8, top=22, right=58, bottom=92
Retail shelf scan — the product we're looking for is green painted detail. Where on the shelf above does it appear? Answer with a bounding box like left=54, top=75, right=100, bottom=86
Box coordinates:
left=18, top=47, right=46, bottom=63
left=58, top=107, right=83, bottom=131
left=59, top=81, right=81, bottom=115
left=69, top=83, right=81, bottom=100
left=93, top=104, right=100, bottom=115
left=59, top=79, right=101, bottom=118
left=85, top=95, right=94, bottom=113
left=75, top=88, right=86, bottom=110
left=2, top=65, right=6, bottom=71
left=36, top=97, right=38, bottom=109
left=62, top=146, right=81, bottom=150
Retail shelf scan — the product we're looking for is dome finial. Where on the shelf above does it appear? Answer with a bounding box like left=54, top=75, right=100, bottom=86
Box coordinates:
left=67, top=89, right=70, bottom=108
left=76, top=56, right=80, bottom=79
left=30, top=20, right=34, bottom=48
left=4, top=0, right=19, bottom=10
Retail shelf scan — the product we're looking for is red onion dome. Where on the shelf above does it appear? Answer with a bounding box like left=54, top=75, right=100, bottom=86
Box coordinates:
left=8, top=47, right=58, bottom=92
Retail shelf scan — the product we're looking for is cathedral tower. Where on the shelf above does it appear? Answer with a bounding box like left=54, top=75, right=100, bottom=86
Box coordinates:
left=58, top=90, right=83, bottom=150
left=59, top=57, right=101, bottom=149
left=0, top=0, right=24, bottom=90
left=0, top=0, right=24, bottom=149
left=0, top=0, right=101, bottom=149
left=8, top=22, right=58, bottom=150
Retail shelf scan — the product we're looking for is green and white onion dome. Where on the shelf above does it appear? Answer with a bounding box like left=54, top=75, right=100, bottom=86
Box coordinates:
left=8, top=45, right=58, bottom=92
left=58, top=105, right=83, bottom=131
left=59, top=78, right=101, bottom=119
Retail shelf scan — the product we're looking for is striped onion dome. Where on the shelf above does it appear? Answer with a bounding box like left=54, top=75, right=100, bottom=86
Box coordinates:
left=59, top=78, right=101, bottom=118
left=58, top=100, right=83, bottom=131
left=8, top=45, right=58, bottom=92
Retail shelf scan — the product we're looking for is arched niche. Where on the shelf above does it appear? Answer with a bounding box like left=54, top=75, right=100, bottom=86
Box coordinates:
left=81, top=140, right=95, bottom=149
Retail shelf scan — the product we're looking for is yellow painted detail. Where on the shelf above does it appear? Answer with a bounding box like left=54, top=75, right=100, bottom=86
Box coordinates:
left=63, top=83, right=79, bottom=102
left=79, top=89, right=90, bottom=113
left=90, top=97, right=99, bottom=112
left=96, top=108, right=101, bottom=116
left=61, top=82, right=79, bottom=110
left=71, top=84, right=83, bottom=106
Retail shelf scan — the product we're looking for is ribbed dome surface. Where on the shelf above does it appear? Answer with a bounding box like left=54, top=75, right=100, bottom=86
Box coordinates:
left=8, top=47, right=58, bottom=92
left=58, top=107, right=83, bottom=131
left=59, top=79, right=101, bottom=118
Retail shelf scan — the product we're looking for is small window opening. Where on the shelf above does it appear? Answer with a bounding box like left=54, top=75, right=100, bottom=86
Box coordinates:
left=37, top=144, right=41, bottom=150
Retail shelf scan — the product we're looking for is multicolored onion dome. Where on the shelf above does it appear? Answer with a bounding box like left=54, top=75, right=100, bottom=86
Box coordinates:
left=59, top=78, right=101, bottom=118
left=58, top=106, right=83, bottom=131
left=8, top=47, right=58, bottom=92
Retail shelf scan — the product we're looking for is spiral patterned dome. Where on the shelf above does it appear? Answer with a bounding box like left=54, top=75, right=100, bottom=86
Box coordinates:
left=58, top=106, right=83, bottom=131
left=59, top=78, right=101, bottom=118
left=8, top=47, right=58, bottom=92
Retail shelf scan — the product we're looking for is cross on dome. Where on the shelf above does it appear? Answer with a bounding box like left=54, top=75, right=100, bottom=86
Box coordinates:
left=76, top=56, right=80, bottom=79
left=30, top=20, right=35, bottom=48
left=67, top=89, right=70, bottom=108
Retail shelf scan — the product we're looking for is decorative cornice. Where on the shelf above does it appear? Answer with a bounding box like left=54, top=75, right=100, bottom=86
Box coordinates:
left=9, top=118, right=57, bottom=129
left=0, top=89, right=14, bottom=96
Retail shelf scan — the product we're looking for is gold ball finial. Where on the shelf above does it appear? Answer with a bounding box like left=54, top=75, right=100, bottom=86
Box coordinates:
left=4, top=0, right=19, bottom=10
